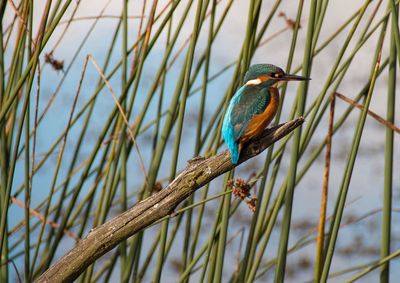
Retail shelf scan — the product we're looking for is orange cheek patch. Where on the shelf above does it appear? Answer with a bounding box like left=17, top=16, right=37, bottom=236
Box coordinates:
left=258, top=75, right=270, bottom=82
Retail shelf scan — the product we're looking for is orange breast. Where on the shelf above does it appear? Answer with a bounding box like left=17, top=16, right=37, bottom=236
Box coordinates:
left=239, top=87, right=280, bottom=147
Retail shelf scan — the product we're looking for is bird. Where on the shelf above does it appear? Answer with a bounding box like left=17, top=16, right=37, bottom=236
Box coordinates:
left=222, top=64, right=310, bottom=164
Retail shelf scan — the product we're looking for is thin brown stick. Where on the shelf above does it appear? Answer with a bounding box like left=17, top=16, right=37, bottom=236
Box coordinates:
left=51, top=0, right=83, bottom=51
left=58, top=15, right=145, bottom=25
left=7, top=0, right=29, bottom=36
left=30, top=61, right=40, bottom=188
left=88, top=54, right=149, bottom=186
left=11, top=197, right=79, bottom=241
left=35, top=0, right=112, bottom=129
left=30, top=40, right=87, bottom=272
left=130, top=0, right=147, bottom=75
left=166, top=0, right=223, bottom=71
left=316, top=93, right=335, bottom=280
left=131, top=0, right=158, bottom=76
left=37, top=117, right=304, bottom=283
left=335, top=92, right=400, bottom=134
left=259, top=26, right=290, bottom=47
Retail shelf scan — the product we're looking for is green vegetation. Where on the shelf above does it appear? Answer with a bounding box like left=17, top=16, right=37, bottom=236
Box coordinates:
left=0, top=0, right=398, bottom=282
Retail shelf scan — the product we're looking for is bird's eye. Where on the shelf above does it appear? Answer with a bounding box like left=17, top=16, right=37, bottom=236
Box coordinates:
left=273, top=73, right=280, bottom=78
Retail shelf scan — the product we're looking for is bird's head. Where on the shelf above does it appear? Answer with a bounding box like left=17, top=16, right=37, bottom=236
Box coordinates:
left=243, top=64, right=310, bottom=88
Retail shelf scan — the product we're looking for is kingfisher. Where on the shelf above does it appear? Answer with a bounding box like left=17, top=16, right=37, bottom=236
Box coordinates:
left=222, top=64, right=310, bottom=164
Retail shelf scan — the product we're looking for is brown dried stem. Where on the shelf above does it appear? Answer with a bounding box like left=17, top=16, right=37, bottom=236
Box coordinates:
left=335, top=92, right=400, bottom=134
left=316, top=93, right=335, bottom=280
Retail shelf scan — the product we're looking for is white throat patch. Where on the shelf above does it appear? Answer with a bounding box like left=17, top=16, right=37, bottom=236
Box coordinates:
left=245, top=78, right=263, bottom=86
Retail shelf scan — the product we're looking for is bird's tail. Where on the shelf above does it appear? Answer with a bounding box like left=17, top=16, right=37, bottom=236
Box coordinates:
left=223, top=136, right=239, bottom=164
left=222, top=114, right=240, bottom=164
left=230, top=143, right=240, bottom=164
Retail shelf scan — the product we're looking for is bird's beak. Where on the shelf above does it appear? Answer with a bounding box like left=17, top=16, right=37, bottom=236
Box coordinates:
left=280, top=73, right=311, bottom=81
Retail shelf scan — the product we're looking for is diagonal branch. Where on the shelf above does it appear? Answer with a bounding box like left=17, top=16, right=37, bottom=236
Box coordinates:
left=37, top=117, right=304, bottom=283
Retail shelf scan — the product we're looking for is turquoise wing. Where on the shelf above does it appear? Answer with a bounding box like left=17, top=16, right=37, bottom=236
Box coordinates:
left=222, top=85, right=270, bottom=164
left=229, top=86, right=270, bottom=141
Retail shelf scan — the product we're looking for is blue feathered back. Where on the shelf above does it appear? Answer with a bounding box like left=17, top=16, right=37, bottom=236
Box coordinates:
left=222, top=89, right=242, bottom=163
